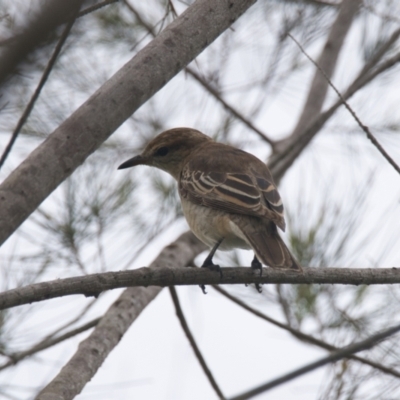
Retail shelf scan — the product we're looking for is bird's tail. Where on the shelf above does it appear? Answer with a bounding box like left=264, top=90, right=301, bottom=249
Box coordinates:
left=232, top=217, right=301, bottom=270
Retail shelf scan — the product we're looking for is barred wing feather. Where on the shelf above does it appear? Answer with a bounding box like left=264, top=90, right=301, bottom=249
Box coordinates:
left=179, top=167, right=286, bottom=231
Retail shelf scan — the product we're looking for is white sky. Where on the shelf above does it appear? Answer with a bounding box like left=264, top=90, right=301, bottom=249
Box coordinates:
left=1, top=1, right=400, bottom=399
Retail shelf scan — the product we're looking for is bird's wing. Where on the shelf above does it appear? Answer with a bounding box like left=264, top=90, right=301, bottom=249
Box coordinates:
left=179, top=164, right=286, bottom=231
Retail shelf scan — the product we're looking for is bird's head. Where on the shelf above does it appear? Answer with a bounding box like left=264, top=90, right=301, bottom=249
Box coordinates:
left=118, top=128, right=212, bottom=179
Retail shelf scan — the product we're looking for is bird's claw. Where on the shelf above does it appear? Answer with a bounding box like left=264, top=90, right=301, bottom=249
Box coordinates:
left=199, top=261, right=223, bottom=294
left=203, top=262, right=223, bottom=277
left=200, top=284, right=207, bottom=294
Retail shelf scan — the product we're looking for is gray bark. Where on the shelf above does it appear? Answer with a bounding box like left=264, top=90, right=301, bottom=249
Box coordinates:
left=3, top=264, right=400, bottom=311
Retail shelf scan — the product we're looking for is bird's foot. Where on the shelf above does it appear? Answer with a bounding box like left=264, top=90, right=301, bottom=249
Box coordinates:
left=199, top=259, right=223, bottom=295
left=200, top=284, right=207, bottom=295
left=202, top=260, right=223, bottom=277
left=251, top=256, right=263, bottom=293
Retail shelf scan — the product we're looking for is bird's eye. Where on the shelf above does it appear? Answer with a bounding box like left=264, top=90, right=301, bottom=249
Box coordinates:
left=155, top=146, right=168, bottom=156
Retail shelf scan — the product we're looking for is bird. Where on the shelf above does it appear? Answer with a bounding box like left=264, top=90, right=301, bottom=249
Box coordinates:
left=118, top=127, right=301, bottom=292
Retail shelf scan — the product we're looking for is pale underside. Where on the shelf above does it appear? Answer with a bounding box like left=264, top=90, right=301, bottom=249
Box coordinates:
left=180, top=196, right=251, bottom=251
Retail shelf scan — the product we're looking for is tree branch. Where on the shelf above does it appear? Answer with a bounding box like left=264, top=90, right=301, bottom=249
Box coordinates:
left=77, top=0, right=120, bottom=18
left=35, top=231, right=206, bottom=400
left=0, top=0, right=257, bottom=247
left=3, top=265, right=400, bottom=311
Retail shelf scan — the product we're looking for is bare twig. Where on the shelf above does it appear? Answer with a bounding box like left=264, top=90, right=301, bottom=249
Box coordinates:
left=353, top=27, right=400, bottom=87
left=0, top=2, right=82, bottom=169
left=289, top=33, right=400, bottom=175
left=269, top=45, right=400, bottom=179
left=186, top=68, right=275, bottom=146
left=213, top=286, right=400, bottom=380
left=271, top=28, right=400, bottom=176
left=0, top=318, right=100, bottom=371
left=229, top=321, right=400, bottom=400
left=78, top=0, right=119, bottom=18
left=310, top=0, right=341, bottom=5
left=269, top=0, right=363, bottom=181
left=355, top=51, right=400, bottom=95
left=169, top=287, right=225, bottom=399
left=0, top=0, right=83, bottom=87
left=288, top=0, right=361, bottom=142
left=363, top=3, right=400, bottom=24
left=3, top=266, right=400, bottom=311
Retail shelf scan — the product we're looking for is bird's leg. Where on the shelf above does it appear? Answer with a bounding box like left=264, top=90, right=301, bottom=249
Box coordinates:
left=200, top=239, right=223, bottom=294
left=251, top=255, right=262, bottom=275
left=202, top=239, right=223, bottom=274
left=251, top=255, right=263, bottom=293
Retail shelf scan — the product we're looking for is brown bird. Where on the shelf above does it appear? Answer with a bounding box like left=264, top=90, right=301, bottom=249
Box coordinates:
left=118, top=128, right=301, bottom=291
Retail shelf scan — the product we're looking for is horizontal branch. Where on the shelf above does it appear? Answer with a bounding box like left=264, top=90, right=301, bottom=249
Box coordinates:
left=2, top=266, right=400, bottom=310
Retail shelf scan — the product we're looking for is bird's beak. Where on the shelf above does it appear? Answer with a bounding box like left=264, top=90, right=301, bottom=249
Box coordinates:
left=118, top=155, right=148, bottom=170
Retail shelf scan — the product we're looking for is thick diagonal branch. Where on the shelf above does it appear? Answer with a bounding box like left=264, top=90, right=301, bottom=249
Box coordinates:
left=0, top=0, right=257, bottom=247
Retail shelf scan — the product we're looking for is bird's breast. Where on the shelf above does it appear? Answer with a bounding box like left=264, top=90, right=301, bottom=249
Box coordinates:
left=180, top=197, right=251, bottom=251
